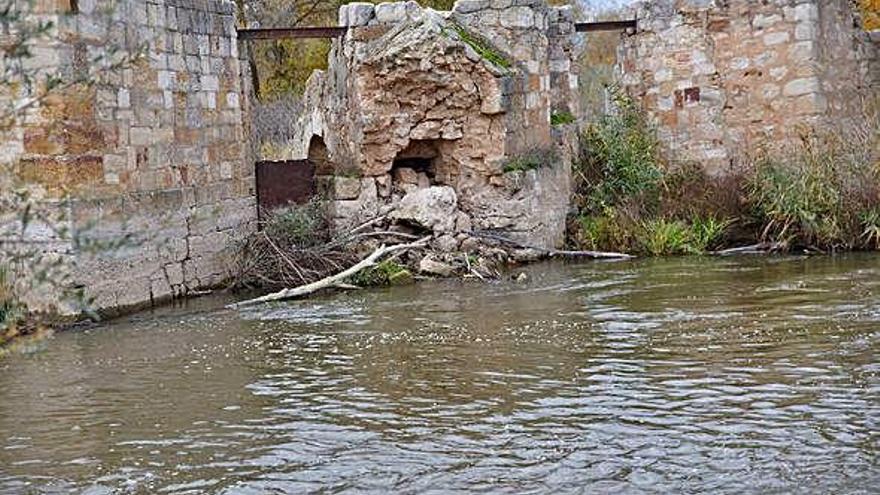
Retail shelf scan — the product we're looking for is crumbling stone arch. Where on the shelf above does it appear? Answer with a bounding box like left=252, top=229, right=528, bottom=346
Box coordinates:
left=308, top=135, right=334, bottom=175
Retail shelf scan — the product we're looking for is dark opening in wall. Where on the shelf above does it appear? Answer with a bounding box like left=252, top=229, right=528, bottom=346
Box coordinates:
left=393, top=156, right=434, bottom=174
left=69, top=0, right=79, bottom=13
left=392, top=140, right=439, bottom=183
left=308, top=135, right=334, bottom=175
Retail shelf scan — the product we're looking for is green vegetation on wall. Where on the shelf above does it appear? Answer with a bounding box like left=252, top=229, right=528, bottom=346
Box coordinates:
left=550, top=111, right=576, bottom=126
left=449, top=23, right=512, bottom=70
left=502, top=148, right=559, bottom=173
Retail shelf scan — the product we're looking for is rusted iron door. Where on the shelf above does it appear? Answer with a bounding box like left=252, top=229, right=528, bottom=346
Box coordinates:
left=255, top=159, right=316, bottom=215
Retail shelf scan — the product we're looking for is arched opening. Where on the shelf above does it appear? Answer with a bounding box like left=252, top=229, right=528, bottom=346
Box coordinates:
left=308, top=135, right=334, bottom=175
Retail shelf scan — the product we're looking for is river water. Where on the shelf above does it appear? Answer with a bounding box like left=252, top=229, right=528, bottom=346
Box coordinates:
left=0, top=254, right=878, bottom=494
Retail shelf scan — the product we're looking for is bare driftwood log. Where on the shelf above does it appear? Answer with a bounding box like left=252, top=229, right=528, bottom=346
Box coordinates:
left=711, top=242, right=786, bottom=256
left=228, top=236, right=430, bottom=309
left=472, top=231, right=634, bottom=259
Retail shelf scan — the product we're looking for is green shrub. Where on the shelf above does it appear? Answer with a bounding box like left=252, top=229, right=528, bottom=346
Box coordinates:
left=502, top=148, right=559, bottom=173
left=577, top=212, right=617, bottom=251
left=551, top=111, right=576, bottom=126
left=635, top=217, right=730, bottom=256
left=568, top=89, right=879, bottom=255
left=262, top=197, right=330, bottom=249
left=659, top=162, right=746, bottom=223
left=860, top=208, right=880, bottom=249
left=688, top=216, right=732, bottom=253
left=639, top=219, right=692, bottom=256
left=573, top=205, right=640, bottom=252
left=749, top=157, right=837, bottom=245
left=575, top=89, right=663, bottom=210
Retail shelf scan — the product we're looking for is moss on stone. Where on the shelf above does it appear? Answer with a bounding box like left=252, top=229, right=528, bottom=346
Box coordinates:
left=550, top=111, right=576, bottom=126
left=349, top=260, right=411, bottom=287
left=450, top=23, right=511, bottom=70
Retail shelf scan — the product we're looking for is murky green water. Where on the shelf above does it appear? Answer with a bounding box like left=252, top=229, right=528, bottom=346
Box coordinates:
left=1, top=254, right=878, bottom=494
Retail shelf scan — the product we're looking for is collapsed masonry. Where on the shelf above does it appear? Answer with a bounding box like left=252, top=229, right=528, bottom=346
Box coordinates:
left=617, top=0, right=880, bottom=174
left=293, top=0, right=580, bottom=250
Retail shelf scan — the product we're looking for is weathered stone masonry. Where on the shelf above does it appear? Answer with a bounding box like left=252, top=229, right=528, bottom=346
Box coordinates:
left=294, top=0, right=580, bottom=250
left=1, top=0, right=255, bottom=313
left=4, top=0, right=876, bottom=316
left=617, top=0, right=880, bottom=174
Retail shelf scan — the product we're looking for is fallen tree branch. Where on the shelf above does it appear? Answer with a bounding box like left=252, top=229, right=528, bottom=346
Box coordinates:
left=541, top=248, right=635, bottom=259
left=471, top=231, right=634, bottom=259
left=711, top=241, right=786, bottom=256
left=228, top=236, right=431, bottom=309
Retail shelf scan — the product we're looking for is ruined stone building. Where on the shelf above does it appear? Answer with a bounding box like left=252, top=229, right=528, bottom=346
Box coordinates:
left=291, top=0, right=879, bottom=255
left=294, top=0, right=581, bottom=251
left=617, top=0, right=879, bottom=173
left=2, top=0, right=877, bottom=315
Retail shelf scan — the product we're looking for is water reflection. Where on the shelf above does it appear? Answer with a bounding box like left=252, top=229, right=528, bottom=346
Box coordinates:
left=1, top=254, right=878, bottom=493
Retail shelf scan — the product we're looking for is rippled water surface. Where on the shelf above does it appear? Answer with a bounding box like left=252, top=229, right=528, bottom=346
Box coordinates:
left=1, top=255, right=879, bottom=494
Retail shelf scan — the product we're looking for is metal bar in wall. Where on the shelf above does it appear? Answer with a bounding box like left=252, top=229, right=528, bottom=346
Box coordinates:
left=237, top=27, right=348, bottom=40
left=238, top=22, right=636, bottom=40
left=574, top=20, right=637, bottom=32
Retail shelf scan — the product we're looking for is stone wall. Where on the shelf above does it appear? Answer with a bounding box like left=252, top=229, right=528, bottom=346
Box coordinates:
left=617, top=0, right=880, bottom=174
left=294, top=0, right=578, bottom=249
left=1, top=0, right=255, bottom=314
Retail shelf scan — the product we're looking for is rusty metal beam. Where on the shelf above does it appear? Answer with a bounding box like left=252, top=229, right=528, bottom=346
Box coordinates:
left=575, top=20, right=637, bottom=32
left=237, top=26, right=348, bottom=41
left=237, top=20, right=636, bottom=40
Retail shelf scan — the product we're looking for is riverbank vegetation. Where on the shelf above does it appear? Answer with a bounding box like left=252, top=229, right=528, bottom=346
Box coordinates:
left=568, top=91, right=880, bottom=255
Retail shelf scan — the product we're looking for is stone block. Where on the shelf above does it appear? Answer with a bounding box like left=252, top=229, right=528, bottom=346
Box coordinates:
left=392, top=167, right=419, bottom=185
left=790, top=3, right=818, bottom=23
left=390, top=186, right=458, bottom=233
left=419, top=255, right=454, bottom=276
left=346, top=3, right=375, bottom=26
left=783, top=77, right=819, bottom=97
left=549, top=59, right=570, bottom=72
left=499, top=6, right=533, bottom=29
left=763, top=31, right=790, bottom=46
left=753, top=14, right=782, bottom=30
left=453, top=0, right=489, bottom=14
left=794, top=22, right=816, bottom=41
left=375, top=1, right=419, bottom=23
left=334, top=176, right=362, bottom=200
